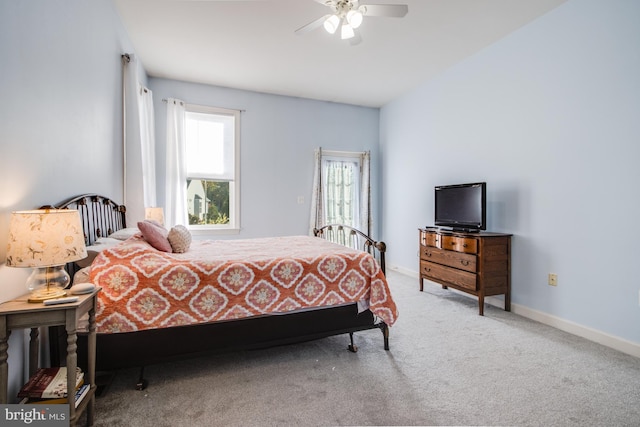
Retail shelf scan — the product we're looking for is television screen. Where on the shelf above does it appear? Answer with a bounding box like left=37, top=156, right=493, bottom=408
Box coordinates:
left=434, top=182, right=486, bottom=231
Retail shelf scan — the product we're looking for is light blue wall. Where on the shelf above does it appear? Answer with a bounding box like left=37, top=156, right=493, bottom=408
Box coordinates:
left=149, top=78, right=380, bottom=239
left=1, top=0, right=637, bottom=402
left=0, top=0, right=136, bottom=401
left=380, top=0, right=640, bottom=345
left=0, top=2, right=379, bottom=399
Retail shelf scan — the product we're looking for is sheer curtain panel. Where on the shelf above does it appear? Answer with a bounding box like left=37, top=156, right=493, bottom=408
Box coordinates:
left=309, top=149, right=371, bottom=236
left=309, top=148, right=324, bottom=235
left=360, top=151, right=371, bottom=236
left=122, top=54, right=157, bottom=224
left=138, top=85, right=156, bottom=208
left=323, top=158, right=359, bottom=227
left=165, top=98, right=188, bottom=228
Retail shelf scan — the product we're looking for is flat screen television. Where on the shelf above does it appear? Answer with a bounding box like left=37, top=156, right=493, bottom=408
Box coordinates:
left=434, top=182, right=486, bottom=231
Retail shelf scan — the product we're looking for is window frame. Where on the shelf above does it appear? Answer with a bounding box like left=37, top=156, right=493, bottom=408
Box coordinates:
left=184, top=103, right=241, bottom=236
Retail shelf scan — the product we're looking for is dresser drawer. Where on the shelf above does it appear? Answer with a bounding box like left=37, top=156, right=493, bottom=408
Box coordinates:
left=441, top=235, right=478, bottom=254
left=420, top=246, right=477, bottom=273
left=420, top=231, right=440, bottom=248
left=420, top=261, right=477, bottom=291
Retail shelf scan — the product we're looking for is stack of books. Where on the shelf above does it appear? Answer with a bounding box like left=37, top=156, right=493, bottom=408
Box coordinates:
left=18, top=367, right=89, bottom=407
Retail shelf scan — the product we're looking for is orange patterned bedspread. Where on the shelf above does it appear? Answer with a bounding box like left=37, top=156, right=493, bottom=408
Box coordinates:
left=89, top=235, right=397, bottom=333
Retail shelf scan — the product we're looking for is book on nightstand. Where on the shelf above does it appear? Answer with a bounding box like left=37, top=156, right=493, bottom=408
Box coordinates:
left=17, top=367, right=84, bottom=399
left=30, top=384, right=90, bottom=407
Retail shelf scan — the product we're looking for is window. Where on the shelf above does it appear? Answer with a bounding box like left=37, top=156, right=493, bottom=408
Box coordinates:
left=322, top=155, right=361, bottom=228
left=185, top=105, right=240, bottom=232
left=310, top=149, right=371, bottom=238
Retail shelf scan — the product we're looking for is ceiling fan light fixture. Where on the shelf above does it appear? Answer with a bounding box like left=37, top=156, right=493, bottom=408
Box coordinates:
left=346, top=10, right=363, bottom=29
left=341, top=23, right=355, bottom=40
left=294, top=1, right=408, bottom=44
left=323, top=14, right=340, bottom=34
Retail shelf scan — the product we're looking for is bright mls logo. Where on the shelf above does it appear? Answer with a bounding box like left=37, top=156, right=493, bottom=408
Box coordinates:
left=1, top=405, right=69, bottom=426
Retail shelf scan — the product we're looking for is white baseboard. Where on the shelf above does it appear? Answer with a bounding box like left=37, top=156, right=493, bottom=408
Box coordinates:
left=507, top=303, right=640, bottom=358
left=387, top=264, right=640, bottom=359
left=388, top=264, right=416, bottom=278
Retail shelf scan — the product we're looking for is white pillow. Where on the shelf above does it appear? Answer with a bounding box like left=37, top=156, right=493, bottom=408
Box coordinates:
left=94, top=237, right=123, bottom=245
left=168, top=225, right=192, bottom=253
left=108, top=227, right=140, bottom=241
left=75, top=237, right=122, bottom=268
left=73, top=267, right=91, bottom=285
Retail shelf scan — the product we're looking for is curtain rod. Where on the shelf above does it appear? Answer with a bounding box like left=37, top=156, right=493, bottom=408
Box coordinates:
left=161, top=98, right=246, bottom=112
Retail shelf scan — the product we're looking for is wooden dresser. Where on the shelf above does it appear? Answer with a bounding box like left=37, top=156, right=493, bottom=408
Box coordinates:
left=419, top=228, right=512, bottom=315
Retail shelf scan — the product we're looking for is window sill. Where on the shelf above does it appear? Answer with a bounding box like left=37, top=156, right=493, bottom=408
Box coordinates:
left=189, top=227, right=240, bottom=237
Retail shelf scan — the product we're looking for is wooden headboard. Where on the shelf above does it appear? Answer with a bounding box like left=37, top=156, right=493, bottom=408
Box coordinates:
left=52, top=194, right=127, bottom=247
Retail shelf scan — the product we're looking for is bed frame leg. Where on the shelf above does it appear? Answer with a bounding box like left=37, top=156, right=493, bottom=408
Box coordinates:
left=136, top=366, right=148, bottom=391
left=347, top=332, right=358, bottom=353
left=379, top=322, right=390, bottom=351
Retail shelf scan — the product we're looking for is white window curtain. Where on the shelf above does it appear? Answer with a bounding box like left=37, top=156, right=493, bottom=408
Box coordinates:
left=359, top=150, right=371, bottom=236
left=309, top=148, right=371, bottom=236
left=309, top=148, right=324, bottom=235
left=122, top=53, right=157, bottom=223
left=324, top=158, right=360, bottom=227
left=165, top=98, right=188, bottom=228
left=138, top=85, right=156, bottom=208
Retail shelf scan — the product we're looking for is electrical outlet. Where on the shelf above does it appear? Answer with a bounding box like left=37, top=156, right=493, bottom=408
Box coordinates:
left=548, top=273, right=558, bottom=286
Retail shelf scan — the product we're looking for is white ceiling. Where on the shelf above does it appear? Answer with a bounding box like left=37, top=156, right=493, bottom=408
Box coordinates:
left=113, top=0, right=566, bottom=108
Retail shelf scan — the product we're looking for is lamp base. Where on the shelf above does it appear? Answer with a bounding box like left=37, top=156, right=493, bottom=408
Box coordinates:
left=28, top=287, right=67, bottom=303
left=26, top=265, right=71, bottom=303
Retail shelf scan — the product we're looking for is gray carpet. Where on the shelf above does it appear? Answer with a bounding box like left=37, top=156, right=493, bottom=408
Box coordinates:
left=87, top=270, right=640, bottom=426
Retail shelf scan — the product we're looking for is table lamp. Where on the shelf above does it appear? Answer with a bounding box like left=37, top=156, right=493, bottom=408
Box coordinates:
left=145, top=207, right=164, bottom=226
left=6, top=209, right=87, bottom=303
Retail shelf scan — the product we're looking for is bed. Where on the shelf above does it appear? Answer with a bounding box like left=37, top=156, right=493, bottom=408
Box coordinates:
left=49, top=194, right=397, bottom=384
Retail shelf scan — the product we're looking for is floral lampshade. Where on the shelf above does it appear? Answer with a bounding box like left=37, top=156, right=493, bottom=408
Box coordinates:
left=6, top=209, right=87, bottom=302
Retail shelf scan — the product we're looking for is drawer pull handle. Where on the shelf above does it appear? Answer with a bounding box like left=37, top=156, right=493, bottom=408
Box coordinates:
left=463, top=243, right=468, bottom=248
left=426, top=252, right=431, bottom=257
left=461, top=260, right=470, bottom=266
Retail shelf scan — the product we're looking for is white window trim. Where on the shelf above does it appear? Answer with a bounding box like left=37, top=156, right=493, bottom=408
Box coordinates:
left=320, top=149, right=364, bottom=159
left=185, top=103, right=241, bottom=235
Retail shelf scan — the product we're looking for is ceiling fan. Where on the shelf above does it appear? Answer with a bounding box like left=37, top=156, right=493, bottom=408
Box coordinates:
left=295, top=0, right=408, bottom=44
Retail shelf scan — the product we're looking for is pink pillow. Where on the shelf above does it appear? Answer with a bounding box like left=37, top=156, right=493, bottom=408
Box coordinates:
left=137, top=220, right=172, bottom=252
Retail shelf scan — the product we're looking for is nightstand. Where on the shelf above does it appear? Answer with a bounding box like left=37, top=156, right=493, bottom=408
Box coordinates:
left=0, top=288, right=99, bottom=427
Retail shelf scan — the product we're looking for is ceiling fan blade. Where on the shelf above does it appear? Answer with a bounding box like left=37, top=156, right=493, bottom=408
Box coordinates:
left=295, top=14, right=331, bottom=35
left=170, top=0, right=269, bottom=2
left=361, top=4, right=408, bottom=18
